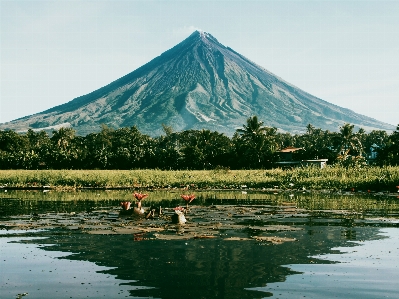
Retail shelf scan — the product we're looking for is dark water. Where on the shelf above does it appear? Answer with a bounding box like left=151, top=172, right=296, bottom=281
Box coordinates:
left=1, top=190, right=399, bottom=299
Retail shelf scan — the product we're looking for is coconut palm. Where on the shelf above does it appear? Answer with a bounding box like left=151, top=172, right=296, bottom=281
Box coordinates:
left=235, top=116, right=278, bottom=168
left=336, top=123, right=363, bottom=158
left=295, top=124, right=335, bottom=161
left=236, top=116, right=268, bottom=141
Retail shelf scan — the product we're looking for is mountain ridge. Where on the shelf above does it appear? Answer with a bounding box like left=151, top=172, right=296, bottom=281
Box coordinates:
left=0, top=30, right=395, bottom=136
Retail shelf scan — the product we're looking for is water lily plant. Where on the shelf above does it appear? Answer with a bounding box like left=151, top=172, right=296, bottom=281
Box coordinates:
left=133, top=192, right=148, bottom=210
left=172, top=206, right=187, bottom=224
left=181, top=194, right=196, bottom=209
left=120, top=201, right=131, bottom=211
left=173, top=206, right=185, bottom=212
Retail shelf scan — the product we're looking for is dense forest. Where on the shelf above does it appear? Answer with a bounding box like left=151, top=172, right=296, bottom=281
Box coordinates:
left=0, top=116, right=398, bottom=170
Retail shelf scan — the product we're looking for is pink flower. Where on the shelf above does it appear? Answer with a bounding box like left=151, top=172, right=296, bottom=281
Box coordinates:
left=133, top=192, right=148, bottom=210
left=181, top=194, right=196, bottom=203
left=173, top=206, right=185, bottom=212
left=120, top=201, right=131, bottom=211
left=181, top=194, right=196, bottom=209
left=133, top=192, right=148, bottom=201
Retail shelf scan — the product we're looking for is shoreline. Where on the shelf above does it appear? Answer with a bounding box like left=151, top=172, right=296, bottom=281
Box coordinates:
left=1, top=185, right=398, bottom=199
left=0, top=167, right=399, bottom=193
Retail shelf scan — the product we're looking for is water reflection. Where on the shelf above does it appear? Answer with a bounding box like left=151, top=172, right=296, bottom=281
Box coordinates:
left=1, top=189, right=399, bottom=218
left=1, top=190, right=399, bottom=298
left=0, top=236, right=139, bottom=299
left=2, top=225, right=385, bottom=299
left=248, top=228, right=399, bottom=299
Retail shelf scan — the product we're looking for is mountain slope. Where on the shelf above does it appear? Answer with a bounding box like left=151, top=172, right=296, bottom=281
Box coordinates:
left=0, top=31, right=395, bottom=136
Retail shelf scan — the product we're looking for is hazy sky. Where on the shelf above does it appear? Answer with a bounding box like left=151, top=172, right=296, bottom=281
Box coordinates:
left=1, top=0, right=398, bottom=127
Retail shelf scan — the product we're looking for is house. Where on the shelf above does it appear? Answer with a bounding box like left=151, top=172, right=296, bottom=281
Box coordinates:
left=275, top=146, right=328, bottom=169
left=301, top=159, right=328, bottom=169
left=277, top=146, right=303, bottom=161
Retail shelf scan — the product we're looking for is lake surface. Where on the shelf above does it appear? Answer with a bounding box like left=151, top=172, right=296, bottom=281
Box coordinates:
left=1, top=190, right=399, bottom=299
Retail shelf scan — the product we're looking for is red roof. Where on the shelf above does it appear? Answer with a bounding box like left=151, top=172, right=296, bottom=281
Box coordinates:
left=278, top=146, right=303, bottom=153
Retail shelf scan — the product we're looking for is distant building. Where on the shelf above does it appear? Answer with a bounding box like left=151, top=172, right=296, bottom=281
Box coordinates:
left=367, top=143, right=380, bottom=164
left=277, top=146, right=303, bottom=162
left=301, top=159, right=328, bottom=169
left=370, top=144, right=379, bottom=159
left=275, top=146, right=328, bottom=169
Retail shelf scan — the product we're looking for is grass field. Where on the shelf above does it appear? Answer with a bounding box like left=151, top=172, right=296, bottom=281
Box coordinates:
left=0, top=166, right=399, bottom=192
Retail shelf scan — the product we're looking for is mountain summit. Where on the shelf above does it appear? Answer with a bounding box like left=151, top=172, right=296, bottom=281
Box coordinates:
left=1, top=30, right=394, bottom=135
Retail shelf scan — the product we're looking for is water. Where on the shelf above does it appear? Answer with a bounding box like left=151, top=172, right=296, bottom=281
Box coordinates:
left=248, top=228, right=399, bottom=299
left=1, top=190, right=399, bottom=299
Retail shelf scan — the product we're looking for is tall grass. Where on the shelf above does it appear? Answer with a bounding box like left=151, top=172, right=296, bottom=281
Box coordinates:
left=0, top=166, right=398, bottom=191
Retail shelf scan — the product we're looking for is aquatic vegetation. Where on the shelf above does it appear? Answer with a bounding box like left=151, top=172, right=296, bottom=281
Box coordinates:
left=133, top=192, right=148, bottom=201
left=172, top=206, right=187, bottom=224
left=181, top=194, right=196, bottom=209
left=173, top=206, right=185, bottom=212
left=132, top=192, right=147, bottom=214
left=120, top=201, right=131, bottom=211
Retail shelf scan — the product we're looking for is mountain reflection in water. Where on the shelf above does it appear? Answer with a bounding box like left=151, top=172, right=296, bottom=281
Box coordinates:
left=5, top=225, right=384, bottom=299
left=1, top=190, right=399, bottom=298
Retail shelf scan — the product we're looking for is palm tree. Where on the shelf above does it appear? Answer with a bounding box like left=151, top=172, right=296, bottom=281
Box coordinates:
left=235, top=116, right=278, bottom=168
left=336, top=123, right=363, bottom=159
left=306, top=123, right=315, bottom=135
left=236, top=115, right=268, bottom=141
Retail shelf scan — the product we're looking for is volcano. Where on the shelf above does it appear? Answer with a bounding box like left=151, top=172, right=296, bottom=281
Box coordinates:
left=0, top=31, right=394, bottom=136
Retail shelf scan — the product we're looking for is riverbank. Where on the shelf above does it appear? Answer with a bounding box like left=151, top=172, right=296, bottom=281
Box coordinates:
left=0, top=166, right=399, bottom=192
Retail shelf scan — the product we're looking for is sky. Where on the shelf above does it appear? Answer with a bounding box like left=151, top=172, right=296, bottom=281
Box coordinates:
left=1, top=0, right=398, bottom=127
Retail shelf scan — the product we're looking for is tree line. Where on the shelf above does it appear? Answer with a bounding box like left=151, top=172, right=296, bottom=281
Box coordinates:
left=0, top=116, right=398, bottom=170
